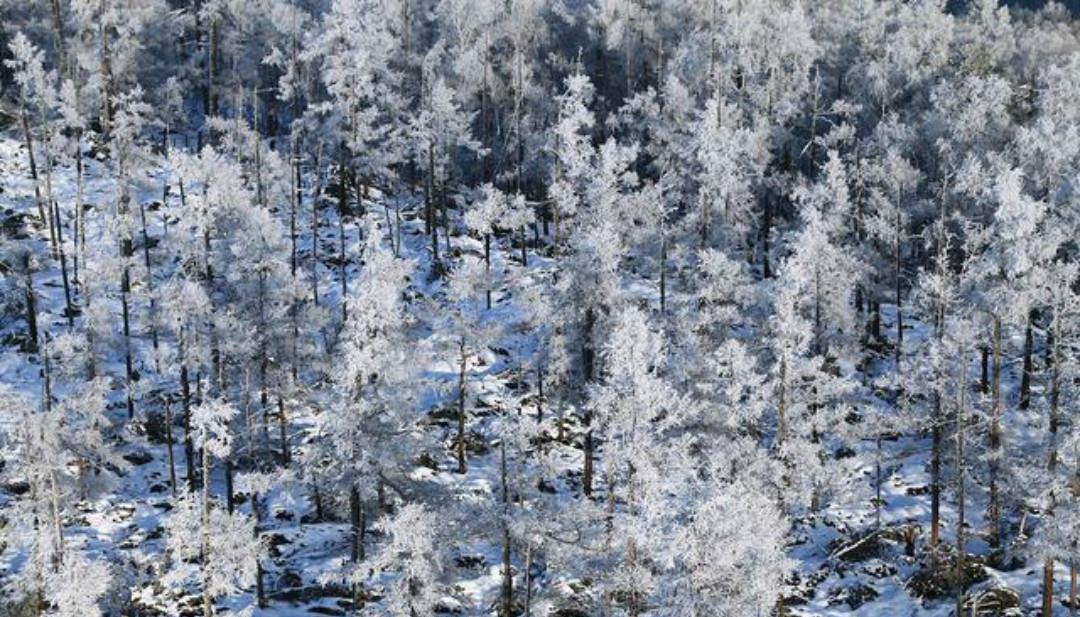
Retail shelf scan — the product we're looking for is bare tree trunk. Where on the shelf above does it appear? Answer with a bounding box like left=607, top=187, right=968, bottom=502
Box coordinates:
left=659, top=233, right=667, bottom=313
left=225, top=459, right=234, bottom=514
left=1042, top=559, right=1055, bottom=617
left=49, top=0, right=66, bottom=77
left=311, top=147, right=322, bottom=307
left=988, top=315, right=1002, bottom=550
left=1020, top=311, right=1033, bottom=410
left=955, top=355, right=967, bottom=617
left=484, top=233, right=492, bottom=310
left=930, top=393, right=942, bottom=547
left=894, top=208, right=903, bottom=366
left=181, top=345, right=196, bottom=490
left=53, top=199, right=74, bottom=329
left=524, top=543, right=532, bottom=617
left=23, top=253, right=38, bottom=353
left=20, top=110, right=49, bottom=229
left=201, top=445, right=213, bottom=617
left=457, top=338, right=467, bottom=474
left=74, top=130, right=85, bottom=294
left=338, top=152, right=349, bottom=322
left=165, top=398, right=177, bottom=497
left=97, top=0, right=113, bottom=137
left=777, top=356, right=787, bottom=446
left=1070, top=559, right=1077, bottom=617
left=501, top=426, right=513, bottom=617
left=207, top=17, right=218, bottom=121
left=121, top=261, right=134, bottom=419
left=254, top=491, right=266, bottom=608
left=350, top=484, right=365, bottom=562
left=139, top=200, right=160, bottom=365
left=583, top=308, right=595, bottom=497
left=277, top=395, right=289, bottom=466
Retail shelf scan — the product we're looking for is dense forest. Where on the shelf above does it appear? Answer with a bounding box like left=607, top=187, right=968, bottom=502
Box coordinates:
left=1, top=0, right=1080, bottom=615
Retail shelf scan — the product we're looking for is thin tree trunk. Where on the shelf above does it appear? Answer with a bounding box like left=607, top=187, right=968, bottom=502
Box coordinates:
left=1070, top=559, right=1077, bottom=617
left=988, top=315, right=1002, bottom=550
left=139, top=200, right=160, bottom=365
left=524, top=543, right=532, bottom=617
left=583, top=308, right=595, bottom=497
left=520, top=226, right=527, bottom=267
left=955, top=352, right=967, bottom=617
left=74, top=130, right=84, bottom=294
left=930, top=393, right=942, bottom=547
left=225, top=459, right=234, bottom=514
left=350, top=484, right=365, bottom=562
left=311, top=148, right=321, bottom=307
left=338, top=150, right=348, bottom=322
left=659, top=233, right=667, bottom=314
left=181, top=348, right=196, bottom=490
left=457, top=338, right=467, bottom=474
left=254, top=491, right=266, bottom=608
left=165, top=399, right=177, bottom=497
left=23, top=253, right=38, bottom=353
left=277, top=396, right=289, bottom=466
left=1020, top=311, right=1033, bottom=410
left=1042, top=558, right=1055, bottom=617
left=121, top=262, right=134, bottom=419
left=201, top=445, right=213, bottom=617
left=501, top=425, right=513, bottom=617
left=97, top=0, right=113, bottom=137
left=485, top=233, right=492, bottom=310
left=20, top=110, right=49, bottom=229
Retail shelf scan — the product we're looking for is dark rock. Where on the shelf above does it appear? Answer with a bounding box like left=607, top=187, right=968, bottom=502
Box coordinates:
left=277, top=570, right=303, bottom=589
left=908, top=552, right=988, bottom=599
left=416, top=452, right=440, bottom=471
left=125, top=449, right=155, bottom=462
left=270, top=583, right=352, bottom=603
left=828, top=584, right=879, bottom=610
left=862, top=562, right=897, bottom=578
left=4, top=480, right=30, bottom=496
left=267, top=533, right=292, bottom=557
left=834, top=446, right=856, bottom=459
left=454, top=555, right=485, bottom=569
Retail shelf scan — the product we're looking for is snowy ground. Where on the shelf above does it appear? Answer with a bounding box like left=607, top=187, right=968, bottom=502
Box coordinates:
left=0, top=130, right=1069, bottom=616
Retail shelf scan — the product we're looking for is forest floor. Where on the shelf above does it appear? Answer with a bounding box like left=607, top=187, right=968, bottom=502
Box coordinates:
left=0, top=131, right=1070, bottom=616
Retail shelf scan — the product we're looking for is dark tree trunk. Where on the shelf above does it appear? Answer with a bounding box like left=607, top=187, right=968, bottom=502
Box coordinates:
left=277, top=396, right=289, bottom=466
left=139, top=200, right=160, bottom=360
left=53, top=200, right=73, bottom=328
left=583, top=308, right=596, bottom=497
left=1020, top=312, right=1034, bottom=410
left=23, top=253, right=38, bottom=353
left=121, top=263, right=134, bottom=419
left=485, top=233, right=492, bottom=310
left=165, top=399, right=178, bottom=497
left=338, top=151, right=349, bottom=322
left=988, top=316, right=1002, bottom=551
left=225, top=459, right=234, bottom=514
left=457, top=338, right=467, bottom=474
left=20, top=110, right=49, bottom=227
left=181, top=356, right=196, bottom=491
left=930, top=394, right=942, bottom=547
left=254, top=491, right=266, bottom=608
